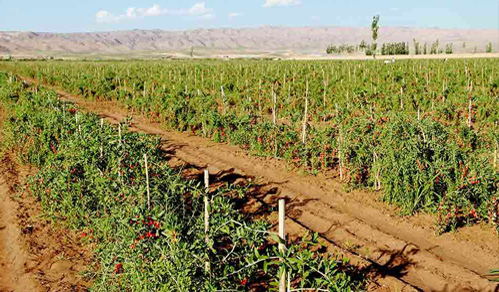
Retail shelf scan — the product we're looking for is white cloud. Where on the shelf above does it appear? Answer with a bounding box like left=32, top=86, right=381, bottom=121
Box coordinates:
left=142, top=4, right=163, bottom=17
left=200, top=13, right=215, bottom=20
left=95, top=2, right=214, bottom=24
left=95, top=10, right=119, bottom=24
left=228, top=12, right=242, bottom=19
left=188, top=2, right=212, bottom=15
left=263, top=0, right=301, bottom=7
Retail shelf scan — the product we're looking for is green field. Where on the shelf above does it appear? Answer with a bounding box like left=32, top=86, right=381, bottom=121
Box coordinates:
left=3, top=59, right=499, bottom=232
left=1, top=57, right=499, bottom=290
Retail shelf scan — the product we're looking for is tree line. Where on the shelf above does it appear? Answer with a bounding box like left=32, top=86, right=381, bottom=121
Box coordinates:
left=326, top=15, right=495, bottom=56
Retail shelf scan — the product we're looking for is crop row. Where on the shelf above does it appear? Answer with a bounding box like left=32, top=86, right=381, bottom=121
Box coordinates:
left=0, top=73, right=361, bottom=291
left=2, top=59, right=499, bottom=233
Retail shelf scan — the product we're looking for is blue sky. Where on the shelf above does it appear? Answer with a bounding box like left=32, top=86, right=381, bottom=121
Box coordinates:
left=1, top=0, right=498, bottom=32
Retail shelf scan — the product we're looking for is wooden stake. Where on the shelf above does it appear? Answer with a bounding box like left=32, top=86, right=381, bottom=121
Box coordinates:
left=278, top=199, right=286, bottom=292
left=258, top=79, right=262, bottom=117
left=468, top=99, right=472, bottom=128
left=272, top=84, right=277, bottom=125
left=302, top=81, right=309, bottom=144
left=339, top=125, right=344, bottom=181
left=323, top=71, right=327, bottom=110
left=494, top=140, right=498, bottom=169
left=373, top=152, right=381, bottom=190
left=118, top=124, right=122, bottom=147
left=144, top=154, right=151, bottom=210
left=204, top=169, right=211, bottom=274
left=400, top=87, right=404, bottom=109
left=100, top=118, right=104, bottom=158
left=220, top=86, right=226, bottom=115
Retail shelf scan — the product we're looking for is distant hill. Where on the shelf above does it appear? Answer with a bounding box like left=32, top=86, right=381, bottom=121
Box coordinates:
left=0, top=26, right=497, bottom=58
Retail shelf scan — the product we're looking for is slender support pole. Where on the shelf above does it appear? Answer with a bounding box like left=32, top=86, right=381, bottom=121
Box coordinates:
left=258, top=79, right=262, bottom=117
left=272, top=84, right=277, bottom=125
left=118, top=124, right=122, bottom=147
left=494, top=140, right=498, bottom=169
left=400, top=87, right=404, bottom=109
left=100, top=118, right=104, bottom=158
left=144, top=154, right=151, bottom=210
left=220, top=86, right=226, bottom=115
left=204, top=169, right=211, bottom=274
left=468, top=99, right=472, bottom=128
left=302, top=81, right=309, bottom=144
left=278, top=199, right=286, bottom=292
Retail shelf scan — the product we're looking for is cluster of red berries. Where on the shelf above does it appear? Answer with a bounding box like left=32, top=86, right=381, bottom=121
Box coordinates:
left=129, top=217, right=161, bottom=249
left=114, top=263, right=123, bottom=274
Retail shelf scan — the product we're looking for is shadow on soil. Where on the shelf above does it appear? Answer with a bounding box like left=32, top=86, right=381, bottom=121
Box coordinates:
left=160, top=144, right=428, bottom=291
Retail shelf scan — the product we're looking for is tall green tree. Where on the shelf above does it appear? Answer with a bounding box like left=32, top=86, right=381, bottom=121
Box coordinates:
left=371, top=15, right=380, bottom=59
left=487, top=42, right=493, bottom=53
left=413, top=39, right=421, bottom=55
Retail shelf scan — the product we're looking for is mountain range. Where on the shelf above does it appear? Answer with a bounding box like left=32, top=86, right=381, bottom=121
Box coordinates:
left=0, top=26, right=497, bottom=58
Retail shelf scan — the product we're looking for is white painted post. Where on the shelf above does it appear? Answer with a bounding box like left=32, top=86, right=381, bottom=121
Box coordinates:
left=220, top=86, right=226, bottom=115
left=272, top=84, right=277, bottom=125
left=400, top=87, right=404, bottom=110
left=76, top=114, right=81, bottom=135
left=118, top=123, right=123, bottom=178
left=204, top=169, right=211, bottom=274
left=100, top=118, right=104, bottom=158
left=336, top=103, right=344, bottom=181
left=144, top=154, right=151, bottom=210
left=118, top=124, right=122, bottom=147
left=258, top=79, right=262, bottom=117
left=494, top=140, right=498, bottom=169
left=278, top=199, right=286, bottom=292
left=302, top=81, right=309, bottom=144
left=468, top=99, right=472, bottom=128
left=339, top=126, right=344, bottom=181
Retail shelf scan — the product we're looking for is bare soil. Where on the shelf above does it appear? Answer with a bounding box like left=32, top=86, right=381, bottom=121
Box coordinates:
left=18, top=76, right=499, bottom=292
left=0, top=104, right=93, bottom=292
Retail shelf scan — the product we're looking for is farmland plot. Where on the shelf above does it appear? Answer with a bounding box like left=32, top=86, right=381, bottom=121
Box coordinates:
left=0, top=72, right=362, bottom=291
left=1, top=57, right=499, bottom=291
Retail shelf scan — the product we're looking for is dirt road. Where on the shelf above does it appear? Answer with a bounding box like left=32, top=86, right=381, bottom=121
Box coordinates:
left=0, top=104, right=92, bottom=292
left=15, top=75, right=499, bottom=292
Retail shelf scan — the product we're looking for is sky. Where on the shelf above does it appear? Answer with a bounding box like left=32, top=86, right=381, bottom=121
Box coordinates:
left=0, top=0, right=498, bottom=32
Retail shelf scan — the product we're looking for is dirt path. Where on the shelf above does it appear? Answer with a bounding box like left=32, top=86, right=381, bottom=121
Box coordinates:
left=19, top=76, right=499, bottom=292
left=0, top=104, right=39, bottom=291
left=0, top=104, right=92, bottom=292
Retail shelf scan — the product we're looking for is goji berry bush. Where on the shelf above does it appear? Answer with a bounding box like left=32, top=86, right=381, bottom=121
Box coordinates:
left=0, top=73, right=361, bottom=291
left=1, top=58, right=499, bottom=234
